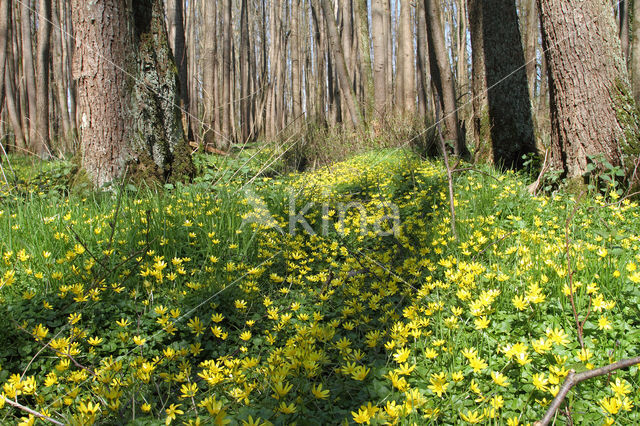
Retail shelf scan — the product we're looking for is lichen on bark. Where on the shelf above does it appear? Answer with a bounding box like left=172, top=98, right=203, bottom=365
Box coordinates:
left=129, top=0, right=194, bottom=183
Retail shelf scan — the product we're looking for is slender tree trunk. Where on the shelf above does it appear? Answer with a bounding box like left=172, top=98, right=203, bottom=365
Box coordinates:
left=221, top=0, right=232, bottom=147
left=202, top=0, right=217, bottom=146
left=354, top=0, right=374, bottom=120
left=416, top=0, right=431, bottom=119
left=315, top=0, right=362, bottom=127
left=620, top=0, right=630, bottom=61
left=290, top=0, right=303, bottom=127
left=240, top=0, right=252, bottom=141
left=538, top=0, right=631, bottom=178
left=523, top=0, right=538, bottom=99
left=397, top=0, right=415, bottom=114
left=0, top=0, right=9, bottom=111
left=35, top=0, right=52, bottom=158
left=425, top=0, right=466, bottom=156
left=20, top=0, right=37, bottom=146
left=468, top=0, right=490, bottom=160
left=371, top=0, right=388, bottom=120
left=166, top=0, right=189, bottom=136
left=478, top=0, right=536, bottom=169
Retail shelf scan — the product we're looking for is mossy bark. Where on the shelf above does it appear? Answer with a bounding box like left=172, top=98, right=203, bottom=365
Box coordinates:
left=73, top=0, right=194, bottom=188
left=130, top=0, right=194, bottom=183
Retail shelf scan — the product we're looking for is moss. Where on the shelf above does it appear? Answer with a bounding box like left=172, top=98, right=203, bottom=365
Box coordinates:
left=169, top=139, right=195, bottom=184
left=126, top=152, right=163, bottom=188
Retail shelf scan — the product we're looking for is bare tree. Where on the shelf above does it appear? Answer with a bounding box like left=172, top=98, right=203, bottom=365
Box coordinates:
left=425, top=0, right=466, bottom=156
left=397, top=0, right=415, bottom=114
left=35, top=0, right=52, bottom=158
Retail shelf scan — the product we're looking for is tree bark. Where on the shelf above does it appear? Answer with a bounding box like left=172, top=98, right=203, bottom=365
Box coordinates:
left=72, top=0, right=193, bottom=187
left=538, top=0, right=632, bottom=178
left=0, top=0, right=9, bottom=111
left=240, top=0, right=253, bottom=141
left=478, top=0, right=536, bottom=169
left=20, top=0, right=37, bottom=146
left=524, top=0, right=538, bottom=99
left=371, top=0, right=388, bottom=119
left=166, top=0, right=189, bottom=135
left=354, top=0, right=374, bottom=120
left=468, top=0, right=490, bottom=161
left=35, top=0, right=52, bottom=158
left=619, top=0, right=630, bottom=61
left=425, top=0, right=466, bottom=156
left=202, top=0, right=217, bottom=146
left=315, top=0, right=362, bottom=127
left=221, top=0, right=232, bottom=148
left=631, top=0, right=640, bottom=103
left=397, top=0, right=415, bottom=114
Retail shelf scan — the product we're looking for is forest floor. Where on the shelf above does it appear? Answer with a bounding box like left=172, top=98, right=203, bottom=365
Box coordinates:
left=0, top=149, right=639, bottom=425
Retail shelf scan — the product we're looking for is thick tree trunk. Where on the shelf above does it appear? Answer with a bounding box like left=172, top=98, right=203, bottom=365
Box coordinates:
left=538, top=0, right=631, bottom=178
left=72, top=0, right=193, bottom=187
left=35, top=0, right=52, bottom=158
left=425, top=0, right=466, bottom=156
left=316, top=0, right=362, bottom=127
left=479, top=0, right=536, bottom=169
left=631, top=0, right=640, bottom=103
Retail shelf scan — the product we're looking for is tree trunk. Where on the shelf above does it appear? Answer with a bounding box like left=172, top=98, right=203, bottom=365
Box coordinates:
left=72, top=0, right=193, bottom=187
left=620, top=0, right=630, bottom=61
left=538, top=0, right=632, bottom=178
left=416, top=0, right=431, bottom=119
left=468, top=0, right=490, bottom=161
left=315, top=0, right=362, bottom=127
left=0, top=0, right=9, bottom=111
left=221, top=0, right=232, bottom=148
left=371, top=0, right=388, bottom=119
left=425, top=0, right=466, bottom=156
left=240, top=0, right=252, bottom=141
left=354, top=0, right=374, bottom=120
left=202, top=0, right=217, bottom=146
left=478, top=0, right=536, bottom=169
left=35, top=0, right=52, bottom=158
left=397, top=0, right=415, bottom=114
left=523, top=0, right=538, bottom=98
left=166, top=0, right=189, bottom=136
left=20, top=0, right=37, bottom=146
left=631, top=0, right=640, bottom=103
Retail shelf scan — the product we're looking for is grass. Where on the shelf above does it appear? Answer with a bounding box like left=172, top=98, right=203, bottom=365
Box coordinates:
left=0, top=149, right=638, bottom=425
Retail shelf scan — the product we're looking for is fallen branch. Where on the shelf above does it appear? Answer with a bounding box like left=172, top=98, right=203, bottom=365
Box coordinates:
left=3, top=397, right=65, bottom=425
left=535, top=356, right=640, bottom=426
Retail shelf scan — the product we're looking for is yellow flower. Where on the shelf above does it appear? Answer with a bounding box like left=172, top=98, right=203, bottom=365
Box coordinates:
left=235, top=299, right=247, bottom=310
left=610, top=378, right=631, bottom=397
left=165, top=403, right=184, bottom=424
left=532, top=373, right=548, bottom=392
left=600, top=396, right=622, bottom=415
left=491, top=371, right=509, bottom=387
left=351, top=365, right=370, bottom=381
left=311, top=383, right=329, bottom=399
left=87, top=336, right=103, bottom=346
left=239, top=330, right=252, bottom=341
left=598, top=316, right=612, bottom=330
left=393, top=347, right=410, bottom=364
left=460, top=409, right=484, bottom=424
left=133, top=335, right=146, bottom=346
left=180, top=382, right=198, bottom=398
left=116, top=318, right=130, bottom=328
left=68, top=313, right=82, bottom=325
left=427, top=372, right=449, bottom=397
left=277, top=402, right=297, bottom=414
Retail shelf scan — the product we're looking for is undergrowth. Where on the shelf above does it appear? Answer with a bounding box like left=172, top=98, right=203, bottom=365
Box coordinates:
left=0, top=149, right=639, bottom=425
